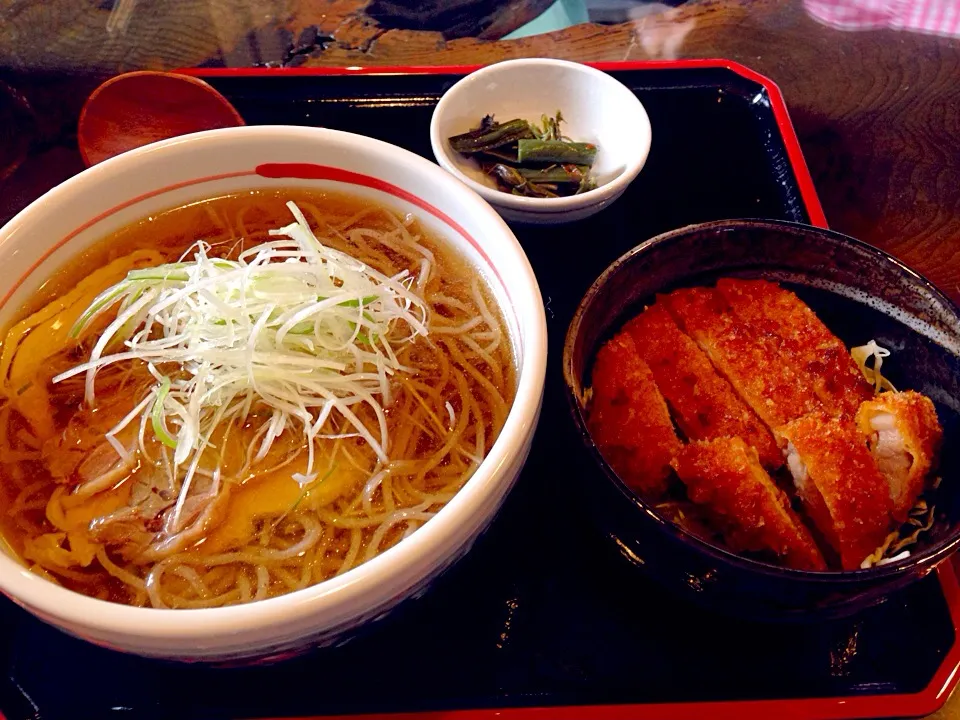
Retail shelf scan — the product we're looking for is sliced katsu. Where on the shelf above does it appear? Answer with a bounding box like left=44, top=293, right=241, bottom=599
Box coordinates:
left=623, top=303, right=781, bottom=469
left=585, top=277, right=946, bottom=573
left=716, top=278, right=873, bottom=417
left=672, top=437, right=826, bottom=571
left=780, top=412, right=894, bottom=570
left=856, top=391, right=943, bottom=521
left=663, top=287, right=822, bottom=434
left=588, top=331, right=682, bottom=497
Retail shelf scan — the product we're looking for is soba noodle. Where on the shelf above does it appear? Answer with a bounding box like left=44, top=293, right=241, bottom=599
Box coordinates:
left=0, top=189, right=515, bottom=609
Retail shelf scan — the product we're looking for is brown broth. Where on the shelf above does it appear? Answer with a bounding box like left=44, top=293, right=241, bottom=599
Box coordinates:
left=0, top=188, right=516, bottom=607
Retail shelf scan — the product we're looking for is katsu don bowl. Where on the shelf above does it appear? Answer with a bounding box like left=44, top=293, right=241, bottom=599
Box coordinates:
left=563, top=219, right=960, bottom=619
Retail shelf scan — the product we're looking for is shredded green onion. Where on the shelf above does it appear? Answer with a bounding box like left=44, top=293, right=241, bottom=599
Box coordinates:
left=53, top=201, right=432, bottom=532
left=151, top=377, right=177, bottom=448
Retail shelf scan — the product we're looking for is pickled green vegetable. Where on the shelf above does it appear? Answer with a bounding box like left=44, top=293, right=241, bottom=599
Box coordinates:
left=447, top=111, right=598, bottom=198
left=517, top=140, right=597, bottom=165
left=448, top=118, right=534, bottom=153
left=515, top=164, right=590, bottom=184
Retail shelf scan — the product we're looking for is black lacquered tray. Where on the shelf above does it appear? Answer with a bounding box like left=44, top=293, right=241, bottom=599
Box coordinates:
left=1, top=60, right=957, bottom=720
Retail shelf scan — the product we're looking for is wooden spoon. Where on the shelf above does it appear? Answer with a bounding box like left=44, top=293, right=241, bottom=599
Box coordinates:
left=78, top=71, right=245, bottom=166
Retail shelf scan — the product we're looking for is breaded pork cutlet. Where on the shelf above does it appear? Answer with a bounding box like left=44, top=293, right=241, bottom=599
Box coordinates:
left=716, top=278, right=873, bottom=417
left=623, top=303, right=781, bottom=469
left=588, top=331, right=682, bottom=497
left=663, top=287, right=822, bottom=435
left=780, top=412, right=893, bottom=570
left=672, top=437, right=826, bottom=571
left=856, top=391, right=943, bottom=521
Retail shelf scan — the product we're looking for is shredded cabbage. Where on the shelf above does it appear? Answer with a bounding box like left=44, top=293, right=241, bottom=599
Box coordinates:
left=851, top=339, right=897, bottom=393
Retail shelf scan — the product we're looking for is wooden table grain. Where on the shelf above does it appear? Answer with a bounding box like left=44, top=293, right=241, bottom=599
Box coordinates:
left=2, top=0, right=960, bottom=717
left=3, top=0, right=959, bottom=298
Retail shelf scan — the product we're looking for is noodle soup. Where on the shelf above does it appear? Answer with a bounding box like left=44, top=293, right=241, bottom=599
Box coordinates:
left=0, top=188, right=516, bottom=609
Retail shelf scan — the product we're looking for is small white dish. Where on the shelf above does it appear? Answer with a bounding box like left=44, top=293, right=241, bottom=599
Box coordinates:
left=430, top=58, right=652, bottom=225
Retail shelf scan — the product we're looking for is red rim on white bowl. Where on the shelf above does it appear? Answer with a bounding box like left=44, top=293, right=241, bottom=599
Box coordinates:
left=0, top=125, right=547, bottom=660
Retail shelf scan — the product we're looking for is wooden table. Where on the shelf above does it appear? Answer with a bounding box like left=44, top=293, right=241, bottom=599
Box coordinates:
left=2, top=0, right=960, bottom=717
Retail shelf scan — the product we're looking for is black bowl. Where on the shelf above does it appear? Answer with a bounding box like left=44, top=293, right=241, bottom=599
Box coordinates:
left=562, top=219, right=960, bottom=619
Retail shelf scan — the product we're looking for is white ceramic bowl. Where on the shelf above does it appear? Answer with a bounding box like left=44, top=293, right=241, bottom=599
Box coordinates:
left=430, top=58, right=652, bottom=224
left=0, top=125, right=547, bottom=662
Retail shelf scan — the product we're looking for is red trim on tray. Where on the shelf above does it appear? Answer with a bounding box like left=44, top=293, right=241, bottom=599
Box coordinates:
left=269, top=561, right=960, bottom=720
left=180, top=59, right=828, bottom=229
